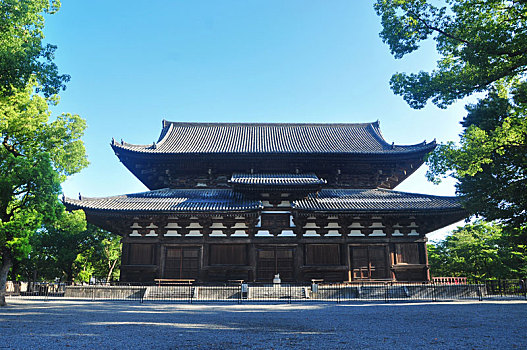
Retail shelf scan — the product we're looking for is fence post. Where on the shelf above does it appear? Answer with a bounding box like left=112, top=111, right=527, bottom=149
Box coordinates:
left=288, top=283, right=291, bottom=304
left=359, top=281, right=362, bottom=300
left=523, top=279, right=527, bottom=301
left=384, top=282, right=389, bottom=303
left=432, top=281, right=437, bottom=302
left=140, top=284, right=144, bottom=304
left=188, top=283, right=193, bottom=304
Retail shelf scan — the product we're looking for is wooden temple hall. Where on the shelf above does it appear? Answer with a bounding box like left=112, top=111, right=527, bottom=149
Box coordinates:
left=64, top=121, right=466, bottom=283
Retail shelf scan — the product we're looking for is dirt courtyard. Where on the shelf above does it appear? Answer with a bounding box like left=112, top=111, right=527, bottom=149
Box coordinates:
left=1, top=299, right=526, bottom=349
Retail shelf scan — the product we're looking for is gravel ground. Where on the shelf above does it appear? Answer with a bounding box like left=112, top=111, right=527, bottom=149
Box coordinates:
left=1, top=299, right=526, bottom=349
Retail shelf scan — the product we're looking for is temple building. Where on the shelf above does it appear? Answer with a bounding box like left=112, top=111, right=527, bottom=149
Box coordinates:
left=64, top=121, right=466, bottom=283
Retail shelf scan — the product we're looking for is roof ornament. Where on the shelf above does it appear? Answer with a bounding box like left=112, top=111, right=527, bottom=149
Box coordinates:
left=391, top=142, right=395, bottom=149
left=121, top=139, right=124, bottom=145
left=78, top=192, right=82, bottom=200
left=61, top=194, right=65, bottom=202
left=152, top=142, right=157, bottom=149
left=111, top=137, right=115, bottom=145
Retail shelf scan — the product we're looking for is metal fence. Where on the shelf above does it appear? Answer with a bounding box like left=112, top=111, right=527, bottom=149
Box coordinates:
left=6, top=279, right=527, bottom=303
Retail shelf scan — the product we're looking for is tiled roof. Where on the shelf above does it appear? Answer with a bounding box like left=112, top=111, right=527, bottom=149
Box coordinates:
left=64, top=188, right=464, bottom=216
left=230, top=173, right=327, bottom=186
left=63, top=189, right=263, bottom=213
left=111, top=121, right=436, bottom=155
left=293, top=189, right=463, bottom=213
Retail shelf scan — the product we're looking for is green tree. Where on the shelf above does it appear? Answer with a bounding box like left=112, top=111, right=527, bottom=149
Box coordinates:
left=427, top=89, right=527, bottom=241
left=96, top=233, right=121, bottom=282
left=375, top=0, right=527, bottom=109
left=37, top=210, right=88, bottom=282
left=79, top=228, right=121, bottom=283
left=21, top=220, right=121, bottom=284
left=375, top=0, right=527, bottom=241
left=0, top=0, right=70, bottom=98
left=0, top=82, right=87, bottom=306
left=428, top=222, right=527, bottom=279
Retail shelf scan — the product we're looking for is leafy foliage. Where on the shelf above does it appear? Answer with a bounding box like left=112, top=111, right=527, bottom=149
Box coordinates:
left=36, top=210, right=87, bottom=282
left=427, top=88, right=527, bottom=241
left=0, top=82, right=87, bottom=305
left=0, top=0, right=70, bottom=97
left=428, top=221, right=527, bottom=279
left=376, top=0, right=527, bottom=243
left=375, top=0, right=527, bottom=109
left=23, top=214, right=121, bottom=283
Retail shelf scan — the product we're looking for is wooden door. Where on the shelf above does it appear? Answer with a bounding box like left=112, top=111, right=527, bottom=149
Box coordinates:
left=256, top=247, right=294, bottom=282
left=164, top=247, right=200, bottom=279
left=350, top=245, right=388, bottom=280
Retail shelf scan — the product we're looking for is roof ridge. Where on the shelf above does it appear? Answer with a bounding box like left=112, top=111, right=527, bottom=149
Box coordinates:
left=163, top=121, right=376, bottom=127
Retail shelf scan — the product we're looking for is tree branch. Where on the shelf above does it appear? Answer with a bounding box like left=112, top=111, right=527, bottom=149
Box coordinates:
left=2, top=136, right=22, bottom=157
left=406, top=10, right=470, bottom=45
left=407, top=10, right=527, bottom=58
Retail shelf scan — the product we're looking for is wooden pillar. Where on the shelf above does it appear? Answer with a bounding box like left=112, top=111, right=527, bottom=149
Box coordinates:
left=422, top=242, right=431, bottom=281
left=155, top=242, right=162, bottom=279
left=295, top=243, right=304, bottom=282
left=201, top=243, right=209, bottom=281
left=342, top=243, right=351, bottom=282
left=159, top=244, right=166, bottom=279
left=248, top=243, right=257, bottom=282
left=389, top=243, right=396, bottom=281
left=120, top=242, right=130, bottom=282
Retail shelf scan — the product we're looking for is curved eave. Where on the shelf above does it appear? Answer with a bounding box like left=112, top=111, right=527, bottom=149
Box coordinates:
left=291, top=189, right=466, bottom=216
left=293, top=207, right=467, bottom=217
left=63, top=193, right=264, bottom=215
left=111, top=141, right=437, bottom=157
left=64, top=203, right=262, bottom=216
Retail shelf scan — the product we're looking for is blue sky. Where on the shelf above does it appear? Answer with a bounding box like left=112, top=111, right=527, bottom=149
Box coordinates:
left=45, top=1, right=470, bottom=241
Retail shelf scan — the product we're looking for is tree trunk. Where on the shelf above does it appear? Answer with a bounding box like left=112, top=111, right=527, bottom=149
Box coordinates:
left=65, top=266, right=73, bottom=284
left=0, top=254, right=13, bottom=307
left=106, top=259, right=118, bottom=283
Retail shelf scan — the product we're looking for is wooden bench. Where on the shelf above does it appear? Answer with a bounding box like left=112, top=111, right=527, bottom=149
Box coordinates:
left=154, top=279, right=195, bottom=286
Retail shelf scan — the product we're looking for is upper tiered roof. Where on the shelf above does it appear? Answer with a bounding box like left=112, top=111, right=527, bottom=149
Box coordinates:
left=110, top=120, right=437, bottom=190
left=111, top=120, right=435, bottom=155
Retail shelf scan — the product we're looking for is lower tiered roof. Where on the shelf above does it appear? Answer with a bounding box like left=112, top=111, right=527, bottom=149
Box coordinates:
left=293, top=189, right=462, bottom=214
left=64, top=189, right=263, bottom=213
left=64, top=188, right=463, bottom=216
